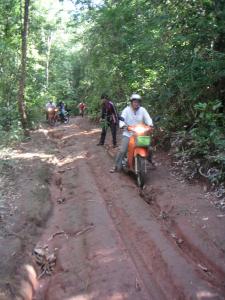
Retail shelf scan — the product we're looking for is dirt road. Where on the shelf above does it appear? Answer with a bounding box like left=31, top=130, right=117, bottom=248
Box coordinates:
left=0, top=117, right=225, bottom=300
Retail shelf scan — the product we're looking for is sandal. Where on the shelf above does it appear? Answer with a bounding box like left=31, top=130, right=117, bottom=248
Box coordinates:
left=110, top=167, right=117, bottom=173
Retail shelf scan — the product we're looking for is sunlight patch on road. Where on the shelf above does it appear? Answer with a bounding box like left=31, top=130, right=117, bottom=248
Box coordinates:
left=19, top=264, right=38, bottom=299
left=0, top=150, right=54, bottom=161
left=37, top=128, right=49, bottom=137
left=0, top=148, right=89, bottom=167
left=62, top=128, right=101, bottom=141
left=90, top=248, right=120, bottom=264
left=56, top=151, right=88, bottom=166
left=110, top=293, right=127, bottom=300
left=66, top=292, right=126, bottom=300
left=66, top=294, right=92, bottom=300
left=24, top=264, right=38, bottom=289
left=196, top=290, right=219, bottom=299
left=80, top=128, right=101, bottom=135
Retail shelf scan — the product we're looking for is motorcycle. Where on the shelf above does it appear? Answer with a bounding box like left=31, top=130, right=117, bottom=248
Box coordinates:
left=59, top=109, right=70, bottom=124
left=120, top=117, right=153, bottom=188
left=54, top=108, right=70, bottom=124
left=47, top=107, right=58, bottom=126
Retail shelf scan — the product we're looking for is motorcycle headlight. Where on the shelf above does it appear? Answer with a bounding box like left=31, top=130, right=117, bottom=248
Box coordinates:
left=134, top=126, right=147, bottom=134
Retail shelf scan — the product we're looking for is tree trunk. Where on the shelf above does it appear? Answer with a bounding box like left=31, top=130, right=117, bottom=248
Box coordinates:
left=18, top=0, right=30, bottom=136
left=46, top=33, right=53, bottom=89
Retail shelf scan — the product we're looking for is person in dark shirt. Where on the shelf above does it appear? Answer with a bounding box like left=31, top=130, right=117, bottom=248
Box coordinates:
left=57, top=101, right=66, bottom=121
left=97, top=94, right=118, bottom=148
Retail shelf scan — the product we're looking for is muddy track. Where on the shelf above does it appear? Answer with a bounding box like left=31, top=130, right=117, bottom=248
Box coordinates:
left=86, top=145, right=225, bottom=299
left=13, top=117, right=225, bottom=300
left=139, top=188, right=225, bottom=289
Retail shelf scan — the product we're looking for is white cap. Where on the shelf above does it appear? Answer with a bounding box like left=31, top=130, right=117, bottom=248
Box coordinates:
left=130, top=93, right=141, bottom=101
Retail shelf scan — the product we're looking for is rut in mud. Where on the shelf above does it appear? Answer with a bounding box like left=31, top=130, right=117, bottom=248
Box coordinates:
left=0, top=117, right=225, bottom=300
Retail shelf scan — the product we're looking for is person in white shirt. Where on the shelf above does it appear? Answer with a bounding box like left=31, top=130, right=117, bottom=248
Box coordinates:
left=45, top=101, right=56, bottom=120
left=110, top=93, right=153, bottom=173
left=45, top=100, right=56, bottom=110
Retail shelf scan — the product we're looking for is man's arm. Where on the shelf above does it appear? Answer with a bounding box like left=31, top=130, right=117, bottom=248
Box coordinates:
left=101, top=105, right=106, bottom=119
left=119, top=107, right=127, bottom=128
left=110, top=102, right=118, bottom=120
left=143, top=108, right=153, bottom=126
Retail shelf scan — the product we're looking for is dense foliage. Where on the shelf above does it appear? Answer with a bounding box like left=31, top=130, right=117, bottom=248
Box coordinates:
left=0, top=0, right=224, bottom=185
left=71, top=0, right=225, bottom=184
left=0, top=0, right=76, bottom=142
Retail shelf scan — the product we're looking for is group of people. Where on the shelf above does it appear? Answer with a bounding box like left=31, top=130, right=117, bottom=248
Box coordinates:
left=45, top=100, right=68, bottom=122
left=46, top=101, right=87, bottom=119
left=46, top=93, right=154, bottom=173
left=96, top=93, right=154, bottom=173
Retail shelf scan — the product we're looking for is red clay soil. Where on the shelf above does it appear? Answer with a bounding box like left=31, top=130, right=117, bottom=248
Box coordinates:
left=0, top=117, right=225, bottom=300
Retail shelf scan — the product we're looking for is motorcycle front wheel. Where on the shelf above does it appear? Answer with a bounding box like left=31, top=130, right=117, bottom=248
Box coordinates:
left=48, top=116, right=56, bottom=126
left=135, top=155, right=146, bottom=188
left=63, top=114, right=70, bottom=124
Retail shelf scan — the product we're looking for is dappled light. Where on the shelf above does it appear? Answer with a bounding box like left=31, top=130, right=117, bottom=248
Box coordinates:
left=0, top=148, right=89, bottom=167
left=24, top=264, right=38, bottom=290
left=66, top=295, right=90, bottom=300
left=1, top=0, right=225, bottom=298
left=62, top=128, right=101, bottom=141
left=0, top=150, right=54, bottom=161
left=57, top=151, right=88, bottom=167
left=18, top=264, right=38, bottom=300
left=66, top=292, right=127, bottom=300
left=197, top=291, right=219, bottom=299
left=37, top=128, right=49, bottom=136
left=1, top=118, right=225, bottom=300
left=89, top=248, right=119, bottom=264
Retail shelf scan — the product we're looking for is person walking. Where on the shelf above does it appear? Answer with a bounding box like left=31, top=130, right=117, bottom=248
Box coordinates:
left=97, top=94, right=118, bottom=148
left=77, top=102, right=86, bottom=117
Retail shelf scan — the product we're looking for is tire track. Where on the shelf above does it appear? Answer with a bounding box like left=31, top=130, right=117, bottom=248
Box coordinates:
left=86, top=143, right=224, bottom=299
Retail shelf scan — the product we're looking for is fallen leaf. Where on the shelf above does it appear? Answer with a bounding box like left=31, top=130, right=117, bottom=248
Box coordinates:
left=135, top=278, right=141, bottom=291
left=198, top=263, right=208, bottom=272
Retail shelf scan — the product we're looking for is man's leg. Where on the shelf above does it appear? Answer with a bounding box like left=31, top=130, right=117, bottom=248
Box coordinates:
left=147, top=146, right=156, bottom=168
left=60, top=112, right=64, bottom=122
left=97, top=127, right=107, bottom=145
left=110, top=122, right=117, bottom=147
left=112, top=136, right=129, bottom=171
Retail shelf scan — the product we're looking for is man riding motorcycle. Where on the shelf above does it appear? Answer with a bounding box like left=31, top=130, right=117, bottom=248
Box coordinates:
left=45, top=100, right=56, bottom=121
left=110, top=93, right=153, bottom=173
left=57, top=101, right=68, bottom=122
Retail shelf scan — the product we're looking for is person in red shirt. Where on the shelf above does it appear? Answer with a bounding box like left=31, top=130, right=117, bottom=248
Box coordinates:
left=78, top=102, right=86, bottom=117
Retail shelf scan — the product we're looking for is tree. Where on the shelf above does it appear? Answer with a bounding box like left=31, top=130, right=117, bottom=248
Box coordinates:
left=18, top=0, right=30, bottom=136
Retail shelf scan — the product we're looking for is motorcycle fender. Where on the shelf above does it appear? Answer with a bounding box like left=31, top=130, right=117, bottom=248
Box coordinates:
left=134, top=147, right=148, bottom=158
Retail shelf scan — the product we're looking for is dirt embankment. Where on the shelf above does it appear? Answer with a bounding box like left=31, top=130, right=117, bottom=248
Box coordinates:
left=0, top=118, right=225, bottom=300
left=0, top=130, right=56, bottom=299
